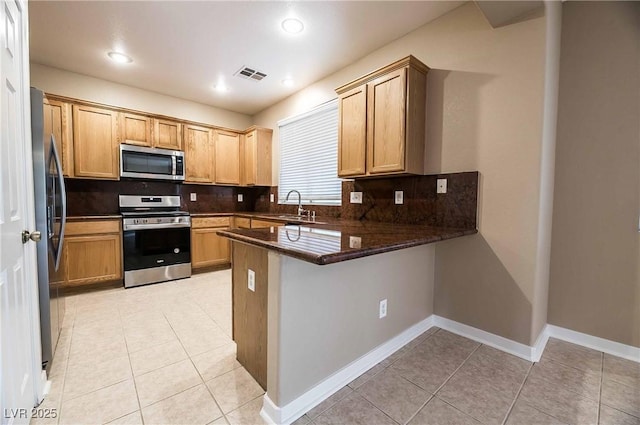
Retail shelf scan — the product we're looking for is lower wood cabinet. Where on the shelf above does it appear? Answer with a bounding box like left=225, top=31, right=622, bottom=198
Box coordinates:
left=250, top=219, right=280, bottom=229
left=62, top=219, right=122, bottom=287
left=191, top=217, right=231, bottom=269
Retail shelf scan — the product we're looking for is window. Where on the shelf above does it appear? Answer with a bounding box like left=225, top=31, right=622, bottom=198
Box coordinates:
left=278, top=99, right=341, bottom=206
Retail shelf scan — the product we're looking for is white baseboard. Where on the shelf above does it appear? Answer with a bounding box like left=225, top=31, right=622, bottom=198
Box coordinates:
left=432, top=315, right=540, bottom=362
left=260, top=317, right=639, bottom=424
left=260, top=316, right=435, bottom=425
left=546, top=324, right=640, bottom=363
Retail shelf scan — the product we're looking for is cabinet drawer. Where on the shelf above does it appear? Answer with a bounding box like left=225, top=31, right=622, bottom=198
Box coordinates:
left=251, top=219, right=280, bottom=229
left=234, top=217, right=251, bottom=229
left=65, top=220, right=121, bottom=236
left=192, top=216, right=231, bottom=229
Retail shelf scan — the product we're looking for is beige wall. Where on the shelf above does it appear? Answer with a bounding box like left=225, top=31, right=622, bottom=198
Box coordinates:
left=30, top=63, right=252, bottom=130
left=254, top=3, right=547, bottom=345
left=548, top=2, right=640, bottom=348
left=268, top=244, right=435, bottom=406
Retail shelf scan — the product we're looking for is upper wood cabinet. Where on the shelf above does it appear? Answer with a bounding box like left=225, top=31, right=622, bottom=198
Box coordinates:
left=43, top=96, right=73, bottom=177
left=118, top=112, right=152, bottom=147
left=72, top=104, right=119, bottom=180
left=153, top=118, right=183, bottom=151
left=214, top=129, right=241, bottom=185
left=184, top=124, right=214, bottom=183
left=241, top=127, right=273, bottom=186
left=335, top=56, right=428, bottom=178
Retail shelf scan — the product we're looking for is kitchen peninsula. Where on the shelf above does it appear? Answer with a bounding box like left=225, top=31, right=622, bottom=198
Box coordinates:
left=217, top=172, right=479, bottom=424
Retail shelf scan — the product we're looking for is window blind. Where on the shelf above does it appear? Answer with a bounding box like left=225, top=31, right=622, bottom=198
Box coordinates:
left=278, top=99, right=341, bottom=206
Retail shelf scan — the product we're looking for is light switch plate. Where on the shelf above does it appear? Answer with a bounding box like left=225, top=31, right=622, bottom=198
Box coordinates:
left=190, top=193, right=197, bottom=202
left=270, top=193, right=275, bottom=203
left=238, top=194, right=244, bottom=202
left=248, top=269, right=255, bottom=292
left=395, top=191, right=403, bottom=205
left=437, top=179, right=448, bottom=194
left=349, top=236, right=362, bottom=249
left=350, top=192, right=363, bottom=204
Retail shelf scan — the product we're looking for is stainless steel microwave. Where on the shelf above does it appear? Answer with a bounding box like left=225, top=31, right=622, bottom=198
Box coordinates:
left=120, top=144, right=185, bottom=181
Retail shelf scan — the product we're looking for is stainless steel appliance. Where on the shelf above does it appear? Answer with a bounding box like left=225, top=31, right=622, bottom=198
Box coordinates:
left=120, top=195, right=191, bottom=288
left=120, top=144, right=185, bottom=181
left=30, top=87, right=66, bottom=371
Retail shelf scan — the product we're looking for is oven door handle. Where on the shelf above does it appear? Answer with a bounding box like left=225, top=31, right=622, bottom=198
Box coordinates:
left=123, top=222, right=191, bottom=231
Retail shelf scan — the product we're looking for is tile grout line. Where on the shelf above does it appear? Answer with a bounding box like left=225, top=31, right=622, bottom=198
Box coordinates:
left=162, top=309, right=230, bottom=424
left=596, top=351, right=604, bottom=425
left=500, top=362, right=534, bottom=425
left=432, top=342, right=481, bottom=397
left=119, top=301, right=146, bottom=425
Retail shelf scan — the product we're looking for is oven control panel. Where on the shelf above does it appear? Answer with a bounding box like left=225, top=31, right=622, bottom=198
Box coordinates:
left=123, top=216, right=191, bottom=230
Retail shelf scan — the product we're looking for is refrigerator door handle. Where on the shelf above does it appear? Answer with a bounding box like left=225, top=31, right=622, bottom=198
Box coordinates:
left=50, top=134, right=66, bottom=271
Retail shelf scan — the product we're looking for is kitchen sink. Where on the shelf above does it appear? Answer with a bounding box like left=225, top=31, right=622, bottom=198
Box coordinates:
left=276, top=215, right=325, bottom=225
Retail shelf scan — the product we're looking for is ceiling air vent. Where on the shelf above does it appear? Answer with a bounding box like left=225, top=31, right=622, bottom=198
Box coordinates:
left=234, top=66, right=267, bottom=82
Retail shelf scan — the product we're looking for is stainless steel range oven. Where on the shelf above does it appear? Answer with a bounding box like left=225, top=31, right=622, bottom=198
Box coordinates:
left=120, top=195, right=191, bottom=288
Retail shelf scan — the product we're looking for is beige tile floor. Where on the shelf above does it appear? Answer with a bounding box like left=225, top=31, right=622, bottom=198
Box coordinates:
left=33, top=270, right=640, bottom=425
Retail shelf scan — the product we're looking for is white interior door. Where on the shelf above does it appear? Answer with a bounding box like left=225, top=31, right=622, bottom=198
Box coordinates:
left=0, top=0, right=43, bottom=424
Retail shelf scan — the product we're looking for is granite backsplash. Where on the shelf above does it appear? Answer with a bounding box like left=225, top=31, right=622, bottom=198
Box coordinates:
left=66, top=171, right=478, bottom=229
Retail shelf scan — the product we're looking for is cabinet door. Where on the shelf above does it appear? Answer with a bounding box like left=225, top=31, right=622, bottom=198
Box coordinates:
left=191, top=228, right=230, bottom=268
left=72, top=104, right=119, bottom=179
left=338, top=85, right=367, bottom=177
left=214, top=130, right=241, bottom=185
left=64, top=234, right=122, bottom=286
left=153, top=118, right=183, bottom=151
left=243, top=131, right=257, bottom=185
left=43, top=97, right=73, bottom=177
left=366, top=68, right=407, bottom=174
left=119, top=112, right=152, bottom=147
left=184, top=124, right=214, bottom=183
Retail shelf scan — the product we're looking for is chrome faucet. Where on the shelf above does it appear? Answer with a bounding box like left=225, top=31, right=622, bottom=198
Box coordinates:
left=285, top=190, right=305, bottom=216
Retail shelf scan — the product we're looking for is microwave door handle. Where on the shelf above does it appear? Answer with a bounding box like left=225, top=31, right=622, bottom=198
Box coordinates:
left=172, top=156, right=176, bottom=175
left=50, top=135, right=67, bottom=271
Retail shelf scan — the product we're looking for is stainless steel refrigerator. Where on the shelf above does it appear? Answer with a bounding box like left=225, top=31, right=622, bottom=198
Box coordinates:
left=30, top=87, right=67, bottom=371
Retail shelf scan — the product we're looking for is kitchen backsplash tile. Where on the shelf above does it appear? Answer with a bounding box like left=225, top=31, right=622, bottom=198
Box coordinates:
left=65, top=171, right=478, bottom=229
left=254, top=172, right=478, bottom=229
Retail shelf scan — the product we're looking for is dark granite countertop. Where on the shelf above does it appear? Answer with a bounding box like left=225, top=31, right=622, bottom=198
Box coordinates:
left=67, top=215, right=122, bottom=221
left=217, top=220, right=477, bottom=265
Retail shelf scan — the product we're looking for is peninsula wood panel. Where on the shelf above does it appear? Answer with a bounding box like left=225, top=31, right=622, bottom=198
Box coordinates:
left=153, top=118, right=182, bottom=150
left=72, top=104, right=119, bottom=179
left=250, top=219, right=280, bottom=229
left=119, top=112, right=152, bottom=146
left=214, top=129, right=241, bottom=185
left=184, top=124, right=214, bottom=183
left=338, top=85, right=367, bottom=177
left=232, top=242, right=268, bottom=389
left=367, top=68, right=406, bottom=174
left=234, top=217, right=251, bottom=229
left=43, top=97, right=73, bottom=177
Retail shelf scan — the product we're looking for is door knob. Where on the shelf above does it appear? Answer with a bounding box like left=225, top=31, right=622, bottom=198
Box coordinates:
left=22, top=230, right=42, bottom=243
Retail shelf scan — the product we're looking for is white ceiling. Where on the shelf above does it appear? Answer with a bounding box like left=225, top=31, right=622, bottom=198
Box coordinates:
left=29, top=1, right=464, bottom=116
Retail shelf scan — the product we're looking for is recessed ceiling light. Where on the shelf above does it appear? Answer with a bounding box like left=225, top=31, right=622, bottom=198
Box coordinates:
left=281, top=18, right=304, bottom=34
left=282, top=78, right=294, bottom=87
left=213, top=83, right=228, bottom=93
left=107, top=51, right=133, bottom=64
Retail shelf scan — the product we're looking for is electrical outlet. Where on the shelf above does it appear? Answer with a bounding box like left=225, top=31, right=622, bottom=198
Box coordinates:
left=190, top=193, right=197, bottom=202
left=238, top=194, right=244, bottom=202
left=248, top=269, right=255, bottom=292
left=437, top=178, right=448, bottom=194
left=379, top=299, right=387, bottom=319
left=350, top=192, right=363, bottom=204
left=349, top=236, right=362, bottom=249
left=395, top=191, right=403, bottom=205
left=270, top=193, right=275, bottom=203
